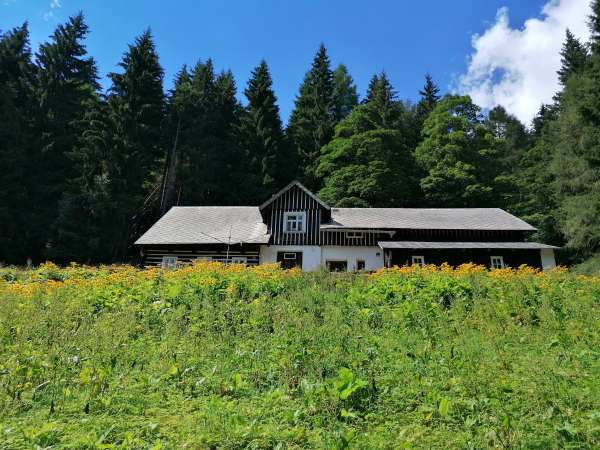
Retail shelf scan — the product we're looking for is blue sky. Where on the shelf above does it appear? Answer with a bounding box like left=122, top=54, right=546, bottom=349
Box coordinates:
left=1, top=0, right=589, bottom=124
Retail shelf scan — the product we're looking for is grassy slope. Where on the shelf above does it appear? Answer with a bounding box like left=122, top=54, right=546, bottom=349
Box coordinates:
left=0, top=264, right=599, bottom=449
left=574, top=253, right=600, bottom=276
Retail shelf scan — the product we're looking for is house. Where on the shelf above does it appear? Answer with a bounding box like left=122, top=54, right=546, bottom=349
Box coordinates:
left=135, top=181, right=558, bottom=271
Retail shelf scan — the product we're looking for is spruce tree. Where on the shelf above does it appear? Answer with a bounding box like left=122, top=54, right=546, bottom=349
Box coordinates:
left=318, top=75, right=418, bottom=207
left=32, top=13, right=99, bottom=262
left=553, top=29, right=589, bottom=106
left=240, top=60, right=290, bottom=198
left=104, top=29, right=165, bottom=260
left=287, top=44, right=334, bottom=189
left=0, top=24, right=35, bottom=264
left=164, top=61, right=245, bottom=208
left=331, top=64, right=358, bottom=122
left=363, top=71, right=401, bottom=128
left=557, top=29, right=589, bottom=86
left=548, top=0, right=600, bottom=259
left=165, top=61, right=215, bottom=208
left=416, top=74, right=440, bottom=121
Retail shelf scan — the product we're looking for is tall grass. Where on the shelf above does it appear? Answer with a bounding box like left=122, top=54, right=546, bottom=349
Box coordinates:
left=0, top=262, right=599, bottom=449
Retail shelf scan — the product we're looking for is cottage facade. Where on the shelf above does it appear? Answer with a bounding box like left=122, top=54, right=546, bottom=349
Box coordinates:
left=135, top=181, right=557, bottom=271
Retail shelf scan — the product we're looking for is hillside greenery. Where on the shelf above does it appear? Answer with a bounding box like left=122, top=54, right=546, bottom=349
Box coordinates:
left=1, top=3, right=600, bottom=266
left=1, top=263, right=599, bottom=448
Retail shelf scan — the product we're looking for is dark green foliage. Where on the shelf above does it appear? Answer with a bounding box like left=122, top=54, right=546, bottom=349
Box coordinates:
left=33, top=14, right=100, bottom=262
left=415, top=95, right=499, bottom=207
left=331, top=64, right=359, bottom=122
left=287, top=44, right=334, bottom=189
left=416, top=74, right=440, bottom=121
left=52, top=30, right=165, bottom=263
left=239, top=60, right=292, bottom=199
left=482, top=106, right=531, bottom=209
left=557, top=29, right=588, bottom=87
left=0, top=24, right=35, bottom=264
left=554, top=29, right=589, bottom=106
left=543, top=3, right=600, bottom=259
left=317, top=75, right=420, bottom=207
left=163, top=61, right=246, bottom=208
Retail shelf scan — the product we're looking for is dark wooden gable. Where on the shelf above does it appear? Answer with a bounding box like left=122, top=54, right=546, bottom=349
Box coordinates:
left=260, top=181, right=329, bottom=245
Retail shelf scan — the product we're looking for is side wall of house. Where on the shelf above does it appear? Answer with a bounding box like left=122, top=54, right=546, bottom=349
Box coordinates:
left=388, top=248, right=544, bottom=269
left=320, top=246, right=384, bottom=271
left=141, top=244, right=261, bottom=267
left=259, top=245, right=322, bottom=271
left=540, top=249, right=556, bottom=270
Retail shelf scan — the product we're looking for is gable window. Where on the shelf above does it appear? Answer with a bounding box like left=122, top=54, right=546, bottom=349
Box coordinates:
left=283, top=211, right=306, bottom=233
left=490, top=256, right=505, bottom=270
left=346, top=231, right=364, bottom=240
left=162, top=255, right=178, bottom=269
left=411, top=255, right=425, bottom=267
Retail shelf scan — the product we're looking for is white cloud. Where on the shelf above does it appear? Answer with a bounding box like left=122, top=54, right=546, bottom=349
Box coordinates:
left=458, top=0, right=591, bottom=126
left=43, top=0, right=61, bottom=21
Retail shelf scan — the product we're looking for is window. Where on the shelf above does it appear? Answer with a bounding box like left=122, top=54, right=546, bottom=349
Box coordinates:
left=283, top=211, right=306, bottom=233
left=346, top=231, right=364, bottom=239
left=231, top=256, right=247, bottom=264
left=161, top=255, right=178, bottom=269
left=490, top=256, right=505, bottom=270
left=277, top=252, right=302, bottom=269
left=411, top=256, right=425, bottom=267
left=327, top=260, right=348, bottom=272
left=356, top=260, right=366, bottom=271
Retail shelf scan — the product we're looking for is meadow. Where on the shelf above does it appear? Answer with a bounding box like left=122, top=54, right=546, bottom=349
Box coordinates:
left=0, top=262, right=599, bottom=449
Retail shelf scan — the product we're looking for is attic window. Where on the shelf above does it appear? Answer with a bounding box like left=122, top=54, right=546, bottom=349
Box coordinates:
left=284, top=211, right=306, bottom=233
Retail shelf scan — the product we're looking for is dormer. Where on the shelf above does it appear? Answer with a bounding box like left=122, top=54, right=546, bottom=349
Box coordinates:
left=260, top=181, right=330, bottom=245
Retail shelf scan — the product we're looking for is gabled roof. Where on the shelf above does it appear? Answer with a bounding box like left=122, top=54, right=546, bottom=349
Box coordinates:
left=260, top=180, right=330, bottom=210
left=135, top=206, right=269, bottom=245
left=323, top=208, right=536, bottom=231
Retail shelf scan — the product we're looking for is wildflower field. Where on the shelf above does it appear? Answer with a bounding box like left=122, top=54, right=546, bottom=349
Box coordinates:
left=0, top=262, right=599, bottom=449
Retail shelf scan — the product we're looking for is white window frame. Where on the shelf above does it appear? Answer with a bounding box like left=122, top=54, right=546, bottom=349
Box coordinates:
left=161, top=255, right=178, bottom=269
left=283, top=211, right=306, bottom=233
left=283, top=252, right=297, bottom=260
left=231, top=256, right=247, bottom=264
left=346, top=231, right=364, bottom=239
left=490, top=256, right=505, bottom=270
left=411, top=255, right=425, bottom=267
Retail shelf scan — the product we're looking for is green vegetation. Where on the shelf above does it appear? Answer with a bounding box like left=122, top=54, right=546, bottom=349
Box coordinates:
left=1, top=263, right=599, bottom=448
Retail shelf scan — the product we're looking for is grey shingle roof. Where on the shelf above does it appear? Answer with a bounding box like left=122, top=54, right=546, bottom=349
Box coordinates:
left=325, top=208, right=536, bottom=231
left=378, top=241, right=558, bottom=249
left=135, top=207, right=269, bottom=245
